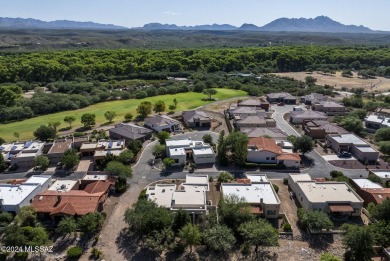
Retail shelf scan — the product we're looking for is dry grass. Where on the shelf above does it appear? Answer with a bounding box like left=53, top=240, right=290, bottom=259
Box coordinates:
left=273, top=71, right=390, bottom=92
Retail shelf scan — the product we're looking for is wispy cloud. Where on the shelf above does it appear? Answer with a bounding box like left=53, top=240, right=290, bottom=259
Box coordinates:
left=163, top=11, right=179, bottom=16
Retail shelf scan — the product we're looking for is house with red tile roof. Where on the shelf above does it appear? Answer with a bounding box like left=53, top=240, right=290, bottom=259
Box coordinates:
left=247, top=137, right=301, bottom=168
left=31, top=180, right=113, bottom=219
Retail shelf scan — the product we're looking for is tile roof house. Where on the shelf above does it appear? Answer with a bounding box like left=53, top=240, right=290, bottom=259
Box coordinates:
left=350, top=179, right=390, bottom=206
left=312, top=101, right=347, bottom=116
left=108, top=123, right=153, bottom=142
left=182, top=110, right=211, bottom=128
left=31, top=180, right=112, bottom=217
left=240, top=127, right=288, bottom=140
left=303, top=120, right=349, bottom=139
left=247, top=137, right=301, bottom=168
left=290, top=110, right=327, bottom=124
left=266, top=92, right=297, bottom=104
left=301, top=93, right=328, bottom=105
left=144, top=115, right=182, bottom=133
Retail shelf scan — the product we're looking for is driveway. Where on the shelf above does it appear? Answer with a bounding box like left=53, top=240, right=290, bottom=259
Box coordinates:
left=322, top=155, right=356, bottom=161
left=271, top=105, right=368, bottom=178
left=76, top=157, right=93, bottom=172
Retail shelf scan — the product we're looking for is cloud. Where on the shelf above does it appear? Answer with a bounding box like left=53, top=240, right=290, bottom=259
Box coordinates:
left=163, top=11, right=179, bottom=16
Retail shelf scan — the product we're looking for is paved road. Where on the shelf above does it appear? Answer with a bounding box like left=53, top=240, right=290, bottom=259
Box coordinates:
left=271, top=105, right=368, bottom=178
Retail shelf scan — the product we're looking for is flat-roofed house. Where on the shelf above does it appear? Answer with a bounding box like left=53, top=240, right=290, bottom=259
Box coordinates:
left=370, top=171, right=390, bottom=184
left=221, top=174, right=280, bottom=218
left=166, top=139, right=215, bottom=165
left=288, top=173, right=364, bottom=219
left=303, top=120, right=349, bottom=139
left=146, top=175, right=210, bottom=221
left=237, top=98, right=270, bottom=111
left=290, top=110, right=327, bottom=124
left=47, top=139, right=73, bottom=163
left=144, top=115, right=182, bottom=133
left=48, top=180, right=79, bottom=192
left=325, top=133, right=379, bottom=163
left=80, top=140, right=125, bottom=162
left=108, top=123, right=153, bottom=142
left=9, top=141, right=46, bottom=168
left=312, top=101, right=347, bottom=116
left=182, top=110, right=211, bottom=128
left=0, top=175, right=52, bottom=213
left=365, top=115, right=390, bottom=131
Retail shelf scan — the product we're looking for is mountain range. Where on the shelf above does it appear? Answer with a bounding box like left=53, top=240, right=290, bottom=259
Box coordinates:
left=0, top=17, right=126, bottom=30
left=0, top=16, right=378, bottom=33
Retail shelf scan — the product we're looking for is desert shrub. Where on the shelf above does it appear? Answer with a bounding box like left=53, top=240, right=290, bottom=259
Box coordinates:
left=67, top=246, right=83, bottom=258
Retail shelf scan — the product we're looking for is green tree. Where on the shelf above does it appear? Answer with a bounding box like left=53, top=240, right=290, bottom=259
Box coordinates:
left=0, top=153, right=7, bottom=172
left=60, top=149, right=80, bottom=169
left=14, top=132, right=20, bottom=139
left=153, top=100, right=166, bottom=114
left=33, top=125, right=56, bottom=141
left=64, top=116, right=76, bottom=128
left=202, top=88, right=217, bottom=100
left=78, top=213, right=105, bottom=234
left=203, top=225, right=236, bottom=252
left=224, top=131, right=249, bottom=165
left=168, top=104, right=176, bottom=113
left=124, top=113, right=133, bottom=122
left=81, top=113, right=96, bottom=128
left=48, top=121, right=61, bottom=132
left=127, top=139, right=143, bottom=155
left=173, top=98, right=178, bottom=107
left=56, top=216, right=77, bottom=236
left=217, top=130, right=227, bottom=165
left=379, top=141, right=390, bottom=156
left=152, top=144, right=166, bottom=158
left=0, top=212, right=13, bottom=226
left=33, top=155, right=49, bottom=171
left=117, top=149, right=134, bottom=165
left=105, top=161, right=132, bottom=179
left=202, top=134, right=213, bottom=145
left=217, top=171, right=234, bottom=183
left=293, top=135, right=314, bottom=155
left=0, top=85, right=22, bottom=107
left=178, top=223, right=202, bottom=253
left=238, top=219, right=279, bottom=255
left=136, top=101, right=152, bottom=118
left=14, top=206, right=37, bottom=227
left=307, top=211, right=333, bottom=230
left=342, top=224, right=374, bottom=261
left=320, top=252, right=342, bottom=261
left=104, top=111, right=117, bottom=123
left=124, top=199, right=172, bottom=237
left=163, top=158, right=175, bottom=168
left=0, top=137, right=5, bottom=145
left=364, top=101, right=379, bottom=112
left=219, top=194, right=255, bottom=235
left=305, top=76, right=317, bottom=86
left=157, top=131, right=170, bottom=144
left=371, top=198, right=390, bottom=221
left=374, top=127, right=390, bottom=142
left=172, top=209, right=191, bottom=232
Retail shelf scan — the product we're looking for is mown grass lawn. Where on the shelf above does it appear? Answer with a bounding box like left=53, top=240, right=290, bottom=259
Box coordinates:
left=0, top=88, right=247, bottom=141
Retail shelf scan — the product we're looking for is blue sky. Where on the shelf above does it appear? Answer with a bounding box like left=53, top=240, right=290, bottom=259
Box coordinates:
left=1, top=0, right=390, bottom=30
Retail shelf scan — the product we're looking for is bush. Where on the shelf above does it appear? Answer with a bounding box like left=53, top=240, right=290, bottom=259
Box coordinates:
left=73, top=132, right=85, bottom=137
left=13, top=252, right=28, bottom=261
left=283, top=178, right=288, bottom=185
left=67, top=246, right=83, bottom=258
left=139, top=189, right=147, bottom=200
left=272, top=184, right=279, bottom=193
left=244, top=162, right=258, bottom=168
left=330, top=170, right=344, bottom=178
left=208, top=176, right=214, bottom=182
left=91, top=247, right=102, bottom=258
left=283, top=223, right=292, bottom=232
left=297, top=208, right=308, bottom=229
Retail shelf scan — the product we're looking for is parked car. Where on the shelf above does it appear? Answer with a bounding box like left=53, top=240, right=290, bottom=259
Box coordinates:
left=338, top=151, right=352, bottom=158
left=277, top=102, right=285, bottom=106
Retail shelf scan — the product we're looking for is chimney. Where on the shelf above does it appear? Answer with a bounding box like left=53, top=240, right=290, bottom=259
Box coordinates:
left=260, top=198, right=263, bottom=204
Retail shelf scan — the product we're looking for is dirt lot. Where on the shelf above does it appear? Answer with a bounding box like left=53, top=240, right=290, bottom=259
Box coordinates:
left=273, top=71, right=390, bottom=92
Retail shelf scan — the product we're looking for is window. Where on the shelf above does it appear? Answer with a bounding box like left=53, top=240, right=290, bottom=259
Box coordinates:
left=266, top=157, right=270, bottom=160
left=174, top=159, right=179, bottom=163
left=271, top=157, right=275, bottom=160
left=267, top=210, right=276, bottom=215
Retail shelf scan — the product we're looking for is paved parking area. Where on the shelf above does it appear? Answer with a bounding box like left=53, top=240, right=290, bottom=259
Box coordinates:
left=322, top=155, right=356, bottom=161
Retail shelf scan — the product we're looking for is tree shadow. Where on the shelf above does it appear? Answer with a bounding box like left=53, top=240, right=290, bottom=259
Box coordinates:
left=100, top=122, right=112, bottom=127
left=59, top=126, right=72, bottom=132
left=306, top=233, right=334, bottom=250
left=75, top=126, right=91, bottom=132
